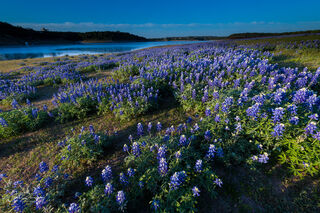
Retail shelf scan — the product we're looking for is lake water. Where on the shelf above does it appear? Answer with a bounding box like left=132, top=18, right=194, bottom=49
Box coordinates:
left=0, top=41, right=205, bottom=60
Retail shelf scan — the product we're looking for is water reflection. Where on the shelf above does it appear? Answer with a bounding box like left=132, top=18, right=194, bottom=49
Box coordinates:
left=0, top=41, right=205, bottom=61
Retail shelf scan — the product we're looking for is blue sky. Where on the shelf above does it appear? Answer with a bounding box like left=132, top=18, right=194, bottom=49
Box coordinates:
left=1, top=0, right=319, bottom=38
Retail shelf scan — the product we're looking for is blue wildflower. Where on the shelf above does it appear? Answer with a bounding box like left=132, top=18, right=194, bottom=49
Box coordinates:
left=39, top=161, right=49, bottom=173
left=102, top=165, right=112, bottom=182
left=12, top=195, right=26, bottom=213
left=105, top=183, right=113, bottom=196
left=158, top=158, right=168, bottom=177
left=179, top=135, right=188, bottom=146
left=157, top=122, right=162, bottom=132
left=214, top=178, right=223, bottom=187
left=206, top=144, right=216, bottom=158
left=271, top=123, right=285, bottom=138
left=119, top=172, right=128, bottom=185
left=85, top=176, right=93, bottom=187
left=35, top=196, right=47, bottom=209
left=132, top=142, right=141, bottom=157
left=68, top=203, right=80, bottom=213
left=127, top=168, right=135, bottom=177
left=169, top=171, right=187, bottom=190
left=123, top=144, right=129, bottom=152
left=195, top=160, right=203, bottom=172
left=137, top=123, right=144, bottom=136
left=305, top=122, right=317, bottom=135
left=116, top=191, right=126, bottom=206
left=204, top=130, right=212, bottom=141
left=272, top=107, right=285, bottom=123
left=192, top=186, right=200, bottom=197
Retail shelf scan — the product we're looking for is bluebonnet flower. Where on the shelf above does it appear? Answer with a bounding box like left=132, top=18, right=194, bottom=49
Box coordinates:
left=271, top=123, right=285, bottom=138
left=221, top=97, right=233, bottom=113
left=205, top=108, right=211, bottom=117
left=258, top=153, right=269, bottom=163
left=206, top=144, right=216, bottom=158
left=272, top=107, right=285, bottom=123
left=289, top=116, right=299, bottom=125
left=33, top=186, right=45, bottom=197
left=151, top=200, right=160, bottom=211
left=31, top=108, right=38, bottom=118
left=0, top=173, right=7, bottom=182
left=215, top=115, right=221, bottom=123
left=138, top=181, right=144, bottom=188
left=13, top=181, right=23, bottom=188
left=39, top=161, right=49, bottom=173
left=158, top=158, right=168, bottom=177
left=127, top=168, right=135, bottom=177
left=89, top=125, right=95, bottom=134
left=170, top=125, right=175, bottom=134
left=187, top=116, right=192, bottom=123
left=308, top=114, right=318, bottom=120
left=303, top=162, right=310, bottom=168
left=195, top=160, right=203, bottom=172
left=251, top=155, right=258, bottom=161
left=157, top=122, right=162, bottom=132
left=293, top=88, right=307, bottom=104
left=179, top=135, right=188, bottom=146
left=64, top=173, right=69, bottom=179
left=204, top=130, right=212, bottom=141
left=34, top=174, right=42, bottom=181
left=306, top=94, right=318, bottom=109
left=74, top=192, right=82, bottom=199
left=192, top=186, right=200, bottom=197
left=169, top=171, right=187, bottom=190
left=287, top=104, right=297, bottom=115
left=305, top=122, right=317, bottom=135
left=137, top=123, right=144, bottom=136
left=11, top=99, right=20, bottom=109
left=192, top=89, right=196, bottom=99
left=12, top=195, right=26, bottom=213
left=175, top=150, right=182, bottom=160
left=105, top=183, right=113, bottom=196
left=202, top=90, right=209, bottom=102
left=214, top=178, right=223, bottom=187
left=246, top=103, right=260, bottom=120
left=123, top=144, right=129, bottom=152
left=119, top=172, right=128, bottom=185
left=68, top=203, right=80, bottom=213
left=157, top=145, right=166, bottom=160
left=132, top=142, right=141, bottom=157
left=128, top=135, right=133, bottom=143
left=147, top=122, right=152, bottom=133
left=235, top=122, right=242, bottom=133
left=116, top=191, right=126, bottom=206
left=273, top=88, right=286, bottom=104
left=0, top=117, right=8, bottom=127
left=102, top=165, right=112, bottom=182
left=85, top=176, right=93, bottom=187
left=51, top=165, right=59, bottom=173
left=193, top=123, right=199, bottom=131
left=313, top=131, right=320, bottom=141
left=35, top=196, right=47, bottom=209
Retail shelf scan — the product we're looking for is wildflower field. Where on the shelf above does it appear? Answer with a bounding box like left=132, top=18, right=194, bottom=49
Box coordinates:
left=1, top=35, right=320, bottom=212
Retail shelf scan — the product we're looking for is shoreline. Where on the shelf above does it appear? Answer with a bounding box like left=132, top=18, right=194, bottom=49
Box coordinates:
left=0, top=41, right=207, bottom=73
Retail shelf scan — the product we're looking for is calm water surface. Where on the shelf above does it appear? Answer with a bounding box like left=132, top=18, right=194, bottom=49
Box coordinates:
left=0, top=41, right=205, bottom=60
